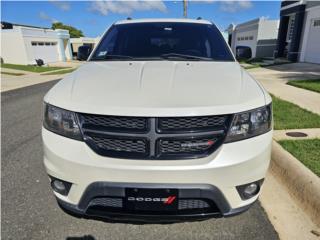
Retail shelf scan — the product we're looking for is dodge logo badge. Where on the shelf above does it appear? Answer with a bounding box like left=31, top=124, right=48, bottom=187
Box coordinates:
left=127, top=196, right=177, bottom=205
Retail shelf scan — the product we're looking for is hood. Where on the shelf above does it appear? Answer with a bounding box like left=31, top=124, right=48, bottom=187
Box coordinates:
left=45, top=61, right=266, bottom=116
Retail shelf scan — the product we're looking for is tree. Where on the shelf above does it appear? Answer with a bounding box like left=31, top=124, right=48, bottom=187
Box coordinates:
left=51, top=22, right=84, bottom=38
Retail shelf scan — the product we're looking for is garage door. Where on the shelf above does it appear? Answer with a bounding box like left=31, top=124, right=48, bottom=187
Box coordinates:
left=31, top=42, right=60, bottom=64
left=305, top=18, right=320, bottom=64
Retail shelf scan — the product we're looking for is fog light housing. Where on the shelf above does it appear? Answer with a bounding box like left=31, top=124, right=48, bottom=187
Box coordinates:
left=236, top=179, right=264, bottom=200
left=50, top=176, right=72, bottom=196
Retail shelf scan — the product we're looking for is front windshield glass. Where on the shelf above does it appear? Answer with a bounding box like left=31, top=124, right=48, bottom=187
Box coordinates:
left=91, top=22, right=234, bottom=61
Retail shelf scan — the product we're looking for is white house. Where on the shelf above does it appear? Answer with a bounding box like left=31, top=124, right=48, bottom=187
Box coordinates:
left=226, top=18, right=279, bottom=59
left=70, top=37, right=100, bottom=57
left=1, top=22, right=72, bottom=65
left=275, top=0, right=320, bottom=64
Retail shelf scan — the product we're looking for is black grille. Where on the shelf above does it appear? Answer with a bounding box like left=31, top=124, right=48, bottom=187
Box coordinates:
left=78, top=114, right=231, bottom=160
left=88, top=197, right=123, bottom=208
left=87, top=198, right=214, bottom=212
left=78, top=114, right=148, bottom=133
left=157, top=115, right=228, bottom=133
left=178, top=199, right=210, bottom=210
left=159, top=137, right=217, bottom=154
left=86, top=134, right=149, bottom=158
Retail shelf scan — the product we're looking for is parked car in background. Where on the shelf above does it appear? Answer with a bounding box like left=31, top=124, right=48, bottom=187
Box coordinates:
left=77, top=45, right=92, bottom=61
left=236, top=46, right=252, bottom=60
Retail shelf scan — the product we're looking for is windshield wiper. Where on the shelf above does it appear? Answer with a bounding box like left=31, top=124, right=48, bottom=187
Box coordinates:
left=93, top=55, right=163, bottom=61
left=91, top=54, right=135, bottom=61
left=103, top=54, right=135, bottom=60
left=160, top=53, right=212, bottom=61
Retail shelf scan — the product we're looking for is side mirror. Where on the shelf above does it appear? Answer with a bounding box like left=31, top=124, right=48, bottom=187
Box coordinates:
left=236, top=46, right=252, bottom=60
left=77, top=45, right=92, bottom=61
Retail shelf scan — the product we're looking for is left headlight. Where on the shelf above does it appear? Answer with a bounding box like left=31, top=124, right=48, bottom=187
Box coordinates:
left=43, top=103, right=82, bottom=140
left=225, top=104, right=272, bottom=143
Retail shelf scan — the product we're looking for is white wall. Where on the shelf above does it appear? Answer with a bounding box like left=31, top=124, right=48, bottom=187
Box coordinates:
left=1, top=26, right=71, bottom=65
left=257, top=20, right=279, bottom=40
left=55, top=29, right=72, bottom=62
left=1, top=29, right=29, bottom=65
left=299, top=5, right=320, bottom=63
left=230, top=19, right=279, bottom=58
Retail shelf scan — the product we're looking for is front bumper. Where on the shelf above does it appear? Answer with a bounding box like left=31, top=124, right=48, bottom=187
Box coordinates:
left=56, top=182, right=258, bottom=223
left=42, top=128, right=272, bottom=220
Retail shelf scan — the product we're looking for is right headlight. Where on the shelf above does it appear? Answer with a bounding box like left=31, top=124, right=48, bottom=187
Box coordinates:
left=43, top=103, right=83, bottom=140
left=225, top=104, right=272, bottom=143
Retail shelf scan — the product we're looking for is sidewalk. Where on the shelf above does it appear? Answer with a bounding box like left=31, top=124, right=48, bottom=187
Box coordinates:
left=260, top=171, right=320, bottom=240
left=1, top=67, right=32, bottom=75
left=273, top=128, right=320, bottom=141
left=1, top=61, right=84, bottom=92
left=1, top=73, right=62, bottom=92
left=47, top=60, right=83, bottom=68
left=248, top=63, right=320, bottom=115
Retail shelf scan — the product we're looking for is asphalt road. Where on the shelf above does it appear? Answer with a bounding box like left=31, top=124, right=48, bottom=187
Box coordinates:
left=1, top=81, right=279, bottom=240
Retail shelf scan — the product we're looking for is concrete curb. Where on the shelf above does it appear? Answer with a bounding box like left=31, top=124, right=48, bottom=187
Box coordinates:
left=271, top=140, right=320, bottom=227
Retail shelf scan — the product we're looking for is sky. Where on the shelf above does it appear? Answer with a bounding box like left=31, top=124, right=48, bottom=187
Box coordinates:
left=1, top=1, right=281, bottom=37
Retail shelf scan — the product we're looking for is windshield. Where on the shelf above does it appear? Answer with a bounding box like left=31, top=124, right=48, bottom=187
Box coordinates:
left=90, top=22, right=234, bottom=61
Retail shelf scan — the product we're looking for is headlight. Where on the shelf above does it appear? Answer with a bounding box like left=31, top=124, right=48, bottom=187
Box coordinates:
left=225, top=104, right=272, bottom=143
left=43, top=103, right=82, bottom=140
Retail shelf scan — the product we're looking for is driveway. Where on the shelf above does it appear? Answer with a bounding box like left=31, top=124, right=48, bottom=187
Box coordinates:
left=1, top=61, right=83, bottom=92
left=1, top=81, right=279, bottom=240
left=1, top=73, right=62, bottom=92
left=248, top=63, right=320, bottom=115
left=249, top=63, right=320, bottom=83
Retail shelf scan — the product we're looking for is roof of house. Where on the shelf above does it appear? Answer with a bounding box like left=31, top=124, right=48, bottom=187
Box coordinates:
left=1, top=21, right=50, bottom=30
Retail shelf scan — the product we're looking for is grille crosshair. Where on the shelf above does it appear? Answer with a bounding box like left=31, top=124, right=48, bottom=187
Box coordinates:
left=78, top=114, right=231, bottom=160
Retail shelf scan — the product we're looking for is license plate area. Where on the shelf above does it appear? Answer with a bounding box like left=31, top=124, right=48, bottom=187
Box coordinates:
left=125, top=188, right=178, bottom=212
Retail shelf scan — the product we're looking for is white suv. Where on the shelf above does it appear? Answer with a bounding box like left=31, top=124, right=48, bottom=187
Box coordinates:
left=42, top=19, right=272, bottom=222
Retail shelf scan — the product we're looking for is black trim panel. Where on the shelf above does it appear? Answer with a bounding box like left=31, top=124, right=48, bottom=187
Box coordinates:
left=54, top=182, right=257, bottom=222
left=281, top=1, right=299, bottom=8
left=156, top=115, right=231, bottom=134
left=280, top=4, right=305, bottom=16
left=78, top=113, right=150, bottom=134
left=155, top=134, right=225, bottom=160
left=84, top=133, right=150, bottom=159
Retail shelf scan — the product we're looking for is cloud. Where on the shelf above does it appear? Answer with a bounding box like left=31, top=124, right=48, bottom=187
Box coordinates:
left=49, top=1, right=71, bottom=11
left=220, top=1, right=253, bottom=13
left=39, top=11, right=58, bottom=23
left=90, top=0, right=167, bottom=16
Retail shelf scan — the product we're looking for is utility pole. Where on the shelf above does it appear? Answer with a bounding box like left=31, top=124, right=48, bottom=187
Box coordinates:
left=183, top=0, right=188, bottom=18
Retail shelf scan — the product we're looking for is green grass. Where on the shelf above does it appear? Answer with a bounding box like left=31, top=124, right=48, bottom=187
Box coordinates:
left=272, top=95, right=320, bottom=130
left=278, top=139, right=320, bottom=177
left=243, top=64, right=261, bottom=69
left=1, top=71, right=25, bottom=76
left=247, top=57, right=265, bottom=63
left=287, top=79, right=320, bottom=93
left=41, top=68, right=76, bottom=75
left=1, top=63, right=69, bottom=73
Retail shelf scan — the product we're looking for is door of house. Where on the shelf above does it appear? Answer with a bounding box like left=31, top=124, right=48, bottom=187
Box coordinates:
left=31, top=41, right=60, bottom=64
left=305, top=18, right=320, bottom=64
